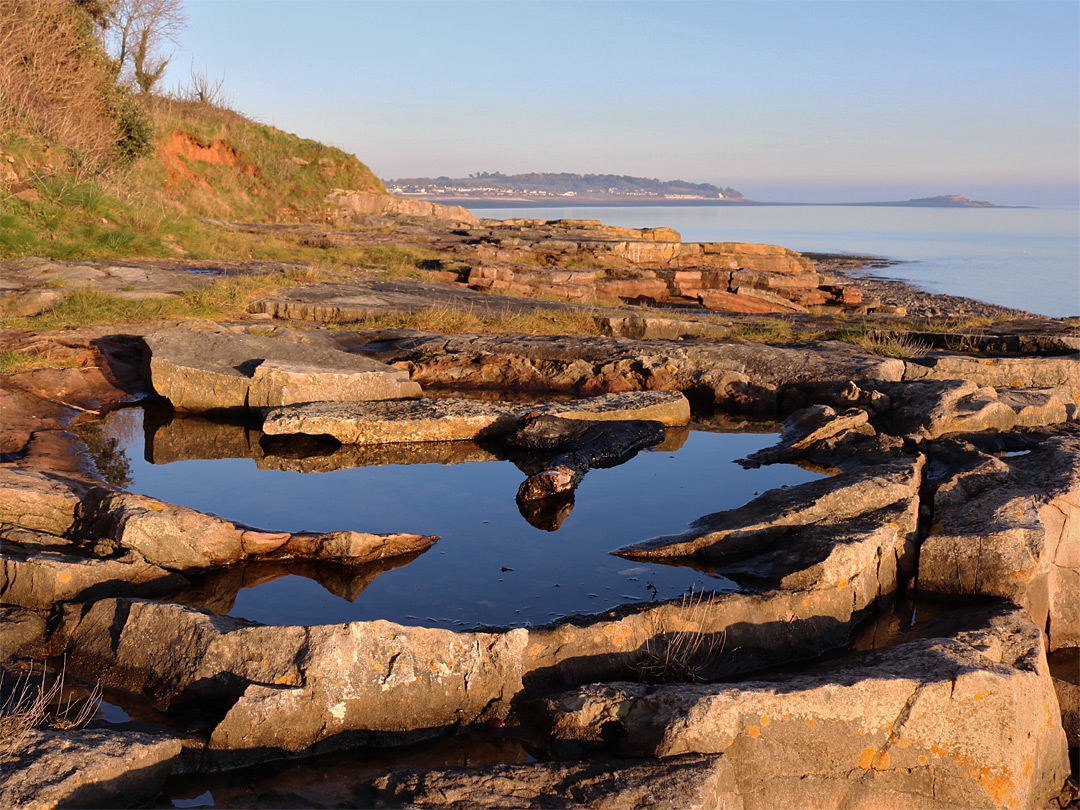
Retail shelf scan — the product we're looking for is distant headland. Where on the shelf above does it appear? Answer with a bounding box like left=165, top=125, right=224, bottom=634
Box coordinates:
left=388, top=176, right=1013, bottom=209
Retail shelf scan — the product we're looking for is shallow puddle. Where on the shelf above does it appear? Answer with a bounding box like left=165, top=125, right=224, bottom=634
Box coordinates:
left=89, top=405, right=822, bottom=629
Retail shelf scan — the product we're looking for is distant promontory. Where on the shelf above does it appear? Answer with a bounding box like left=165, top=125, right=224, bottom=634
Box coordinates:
left=388, top=172, right=745, bottom=203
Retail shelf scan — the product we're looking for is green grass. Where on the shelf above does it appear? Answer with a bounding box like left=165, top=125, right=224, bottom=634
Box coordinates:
left=0, top=349, right=84, bottom=374
left=0, top=272, right=309, bottom=330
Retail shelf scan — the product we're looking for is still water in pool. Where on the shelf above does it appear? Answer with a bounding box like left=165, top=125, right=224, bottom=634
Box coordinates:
left=91, top=406, right=822, bottom=628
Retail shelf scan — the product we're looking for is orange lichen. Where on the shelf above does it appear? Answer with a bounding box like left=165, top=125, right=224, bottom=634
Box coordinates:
left=748, top=726, right=760, bottom=738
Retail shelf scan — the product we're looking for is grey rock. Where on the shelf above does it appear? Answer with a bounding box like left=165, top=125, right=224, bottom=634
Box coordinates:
left=372, top=755, right=741, bottom=809
left=262, top=391, right=691, bottom=445
left=0, top=605, right=47, bottom=662
left=919, top=427, right=1080, bottom=649
left=614, top=455, right=924, bottom=560
left=143, top=329, right=421, bottom=412
left=0, top=727, right=181, bottom=810
left=0, top=534, right=184, bottom=610
left=540, top=605, right=1069, bottom=810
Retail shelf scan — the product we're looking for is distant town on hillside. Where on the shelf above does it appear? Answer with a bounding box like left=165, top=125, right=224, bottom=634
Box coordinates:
left=388, top=172, right=745, bottom=201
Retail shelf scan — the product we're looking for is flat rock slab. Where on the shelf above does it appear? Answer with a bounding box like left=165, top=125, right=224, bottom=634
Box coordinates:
left=262, top=390, right=691, bottom=444
left=144, top=329, right=422, bottom=412
left=540, top=604, right=1070, bottom=810
left=0, top=727, right=182, bottom=810
left=615, top=454, right=924, bottom=560
left=251, top=278, right=589, bottom=322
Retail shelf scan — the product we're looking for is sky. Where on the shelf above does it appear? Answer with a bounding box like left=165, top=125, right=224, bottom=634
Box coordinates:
left=164, top=1, right=1080, bottom=205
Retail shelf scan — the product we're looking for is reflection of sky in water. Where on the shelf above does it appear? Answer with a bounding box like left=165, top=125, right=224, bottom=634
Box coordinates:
left=98, top=408, right=822, bottom=628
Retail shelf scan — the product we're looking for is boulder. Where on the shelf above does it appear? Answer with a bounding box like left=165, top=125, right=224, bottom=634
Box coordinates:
left=540, top=605, right=1069, bottom=810
left=0, top=727, right=181, bottom=810
left=143, top=329, right=422, bottom=412
left=262, top=391, right=690, bottom=445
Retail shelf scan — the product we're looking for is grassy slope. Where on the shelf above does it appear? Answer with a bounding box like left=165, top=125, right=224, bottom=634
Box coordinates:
left=0, top=96, right=383, bottom=261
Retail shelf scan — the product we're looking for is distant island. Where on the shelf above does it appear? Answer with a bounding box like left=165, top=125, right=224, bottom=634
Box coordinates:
left=387, top=172, right=745, bottom=202
left=841, top=195, right=1004, bottom=208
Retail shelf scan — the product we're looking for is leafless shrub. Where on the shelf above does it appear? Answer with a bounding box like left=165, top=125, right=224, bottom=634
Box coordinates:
left=0, top=0, right=118, bottom=172
left=634, top=586, right=729, bottom=683
left=0, top=659, right=102, bottom=763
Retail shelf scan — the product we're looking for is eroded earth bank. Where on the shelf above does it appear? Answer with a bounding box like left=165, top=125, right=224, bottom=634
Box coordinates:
left=1, top=208, right=1078, bottom=809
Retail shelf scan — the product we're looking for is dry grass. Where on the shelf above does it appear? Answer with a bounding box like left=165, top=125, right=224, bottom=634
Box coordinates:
left=634, top=587, right=728, bottom=684
left=0, top=661, right=102, bottom=763
left=853, top=329, right=932, bottom=359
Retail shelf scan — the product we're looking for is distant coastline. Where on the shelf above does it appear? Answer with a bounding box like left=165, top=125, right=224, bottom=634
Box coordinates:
left=423, top=194, right=1023, bottom=210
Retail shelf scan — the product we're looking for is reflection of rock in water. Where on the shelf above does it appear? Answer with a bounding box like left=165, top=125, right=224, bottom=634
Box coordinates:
left=142, top=408, right=503, bottom=472
left=517, top=493, right=575, bottom=532
left=256, top=436, right=503, bottom=473
left=172, top=553, right=427, bottom=616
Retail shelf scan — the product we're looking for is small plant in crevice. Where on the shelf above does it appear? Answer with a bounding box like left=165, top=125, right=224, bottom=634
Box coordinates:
left=633, top=586, right=729, bottom=684
left=0, top=659, right=102, bottom=763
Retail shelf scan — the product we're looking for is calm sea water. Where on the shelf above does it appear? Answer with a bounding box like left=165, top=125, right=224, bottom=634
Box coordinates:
left=94, top=408, right=820, bottom=628
left=473, top=204, right=1079, bottom=319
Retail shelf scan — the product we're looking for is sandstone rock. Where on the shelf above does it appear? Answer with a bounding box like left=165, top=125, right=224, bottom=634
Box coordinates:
left=919, top=427, right=1080, bottom=649
left=143, top=329, right=421, bottom=412
left=614, top=455, right=924, bottom=560
left=903, top=352, right=1080, bottom=395
left=359, top=332, right=903, bottom=409
left=251, top=277, right=589, bottom=323
left=0, top=467, right=85, bottom=536
left=0, top=727, right=181, bottom=810
left=326, top=189, right=478, bottom=225
left=372, top=755, right=740, bottom=810
left=0, top=534, right=184, bottom=610
left=540, top=605, right=1069, bottom=810
left=262, top=391, right=690, bottom=445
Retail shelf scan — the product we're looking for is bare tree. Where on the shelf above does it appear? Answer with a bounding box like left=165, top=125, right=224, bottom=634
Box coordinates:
left=105, top=0, right=186, bottom=93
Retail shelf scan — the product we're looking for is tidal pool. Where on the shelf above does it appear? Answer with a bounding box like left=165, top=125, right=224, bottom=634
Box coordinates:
left=90, top=405, right=823, bottom=629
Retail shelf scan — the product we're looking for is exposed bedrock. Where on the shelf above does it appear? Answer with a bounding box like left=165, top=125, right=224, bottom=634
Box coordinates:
left=261, top=390, right=691, bottom=444
left=0, top=727, right=183, bottom=810
left=918, top=426, right=1080, bottom=650
left=367, top=755, right=740, bottom=810
left=539, top=604, right=1069, bottom=810
left=143, top=328, right=422, bottom=412
left=49, top=490, right=918, bottom=756
left=614, top=454, right=924, bottom=561
left=0, top=463, right=435, bottom=572
left=355, top=331, right=904, bottom=409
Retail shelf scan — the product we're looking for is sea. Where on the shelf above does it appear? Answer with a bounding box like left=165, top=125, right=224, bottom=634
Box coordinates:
left=467, top=204, right=1079, bottom=319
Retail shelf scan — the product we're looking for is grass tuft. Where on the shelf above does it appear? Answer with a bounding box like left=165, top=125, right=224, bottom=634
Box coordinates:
left=633, top=587, right=728, bottom=684
left=1, top=660, right=102, bottom=763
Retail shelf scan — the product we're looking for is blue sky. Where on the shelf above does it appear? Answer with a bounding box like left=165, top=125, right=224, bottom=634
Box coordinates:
left=166, top=1, right=1079, bottom=204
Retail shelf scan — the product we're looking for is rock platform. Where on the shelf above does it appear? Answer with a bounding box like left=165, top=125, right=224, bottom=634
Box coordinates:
left=1, top=213, right=1077, bottom=807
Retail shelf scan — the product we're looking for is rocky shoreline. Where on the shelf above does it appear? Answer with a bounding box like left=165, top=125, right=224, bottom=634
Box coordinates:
left=1, top=205, right=1077, bottom=808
